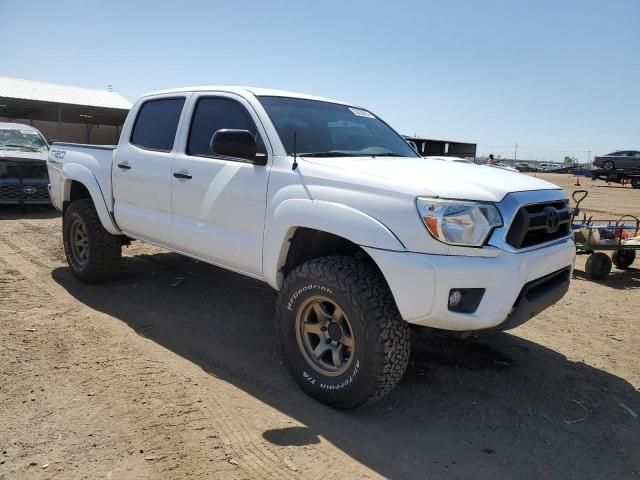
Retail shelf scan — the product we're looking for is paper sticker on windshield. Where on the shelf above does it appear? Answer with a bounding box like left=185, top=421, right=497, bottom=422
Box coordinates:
left=349, top=107, right=375, bottom=119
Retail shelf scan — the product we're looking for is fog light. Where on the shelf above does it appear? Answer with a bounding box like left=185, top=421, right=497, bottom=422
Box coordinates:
left=447, top=288, right=485, bottom=313
left=448, top=290, right=463, bottom=308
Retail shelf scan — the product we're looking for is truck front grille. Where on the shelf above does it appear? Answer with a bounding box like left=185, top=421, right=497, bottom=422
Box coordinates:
left=0, top=182, right=50, bottom=202
left=506, top=201, right=571, bottom=248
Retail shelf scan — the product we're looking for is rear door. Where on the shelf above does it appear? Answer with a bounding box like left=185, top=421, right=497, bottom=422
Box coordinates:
left=112, top=94, right=188, bottom=242
left=170, top=92, right=271, bottom=277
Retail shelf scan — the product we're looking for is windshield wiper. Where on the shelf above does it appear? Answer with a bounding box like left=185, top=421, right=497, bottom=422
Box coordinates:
left=3, top=144, right=39, bottom=151
left=370, top=152, right=407, bottom=157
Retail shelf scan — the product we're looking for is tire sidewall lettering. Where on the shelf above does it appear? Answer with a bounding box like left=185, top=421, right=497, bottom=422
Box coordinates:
left=285, top=282, right=363, bottom=393
left=286, top=284, right=333, bottom=311
left=302, top=359, right=360, bottom=391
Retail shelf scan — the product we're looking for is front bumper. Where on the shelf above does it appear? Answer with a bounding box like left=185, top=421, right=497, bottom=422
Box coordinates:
left=364, top=238, right=575, bottom=331
left=0, top=178, right=51, bottom=205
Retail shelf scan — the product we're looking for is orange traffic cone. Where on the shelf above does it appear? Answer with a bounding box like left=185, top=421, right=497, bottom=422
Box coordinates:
left=607, top=180, right=611, bottom=187
left=574, top=177, right=581, bottom=186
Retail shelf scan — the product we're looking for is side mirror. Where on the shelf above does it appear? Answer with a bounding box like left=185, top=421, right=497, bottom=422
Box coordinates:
left=210, top=129, right=260, bottom=162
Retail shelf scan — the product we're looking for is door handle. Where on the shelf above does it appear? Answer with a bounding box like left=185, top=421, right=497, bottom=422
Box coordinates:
left=173, top=171, right=192, bottom=180
left=117, top=163, right=131, bottom=170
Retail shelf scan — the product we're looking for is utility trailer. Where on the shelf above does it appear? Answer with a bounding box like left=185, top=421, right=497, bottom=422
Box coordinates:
left=571, top=191, right=640, bottom=280
left=591, top=168, right=640, bottom=189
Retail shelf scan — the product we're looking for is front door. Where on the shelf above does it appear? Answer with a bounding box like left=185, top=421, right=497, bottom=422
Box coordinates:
left=170, top=92, right=271, bottom=277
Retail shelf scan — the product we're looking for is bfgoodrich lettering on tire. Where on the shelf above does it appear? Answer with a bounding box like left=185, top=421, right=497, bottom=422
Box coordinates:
left=63, top=199, right=122, bottom=283
left=276, top=255, right=411, bottom=409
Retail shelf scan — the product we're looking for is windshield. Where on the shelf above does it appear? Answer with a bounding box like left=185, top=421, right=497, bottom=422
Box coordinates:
left=0, top=128, right=49, bottom=153
left=258, top=96, right=418, bottom=158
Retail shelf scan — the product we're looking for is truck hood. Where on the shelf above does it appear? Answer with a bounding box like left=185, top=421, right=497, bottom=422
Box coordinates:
left=0, top=150, right=48, bottom=162
left=304, top=156, right=561, bottom=202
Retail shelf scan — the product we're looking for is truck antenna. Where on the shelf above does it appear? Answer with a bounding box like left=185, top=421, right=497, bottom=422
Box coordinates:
left=292, top=131, right=298, bottom=171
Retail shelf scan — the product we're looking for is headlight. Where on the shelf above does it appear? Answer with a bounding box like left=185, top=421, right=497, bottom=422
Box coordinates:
left=416, top=197, right=502, bottom=247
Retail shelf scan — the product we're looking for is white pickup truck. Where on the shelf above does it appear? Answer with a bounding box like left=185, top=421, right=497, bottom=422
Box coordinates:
left=47, top=86, right=575, bottom=408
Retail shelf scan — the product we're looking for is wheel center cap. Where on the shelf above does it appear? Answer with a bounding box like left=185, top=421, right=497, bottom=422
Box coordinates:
left=327, top=322, right=343, bottom=341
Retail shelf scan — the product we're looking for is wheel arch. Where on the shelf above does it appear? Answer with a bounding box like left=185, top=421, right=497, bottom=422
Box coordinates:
left=61, top=163, right=120, bottom=235
left=263, top=199, right=405, bottom=289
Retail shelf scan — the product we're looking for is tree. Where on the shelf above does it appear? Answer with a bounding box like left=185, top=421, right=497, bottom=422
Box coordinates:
left=564, top=156, right=577, bottom=167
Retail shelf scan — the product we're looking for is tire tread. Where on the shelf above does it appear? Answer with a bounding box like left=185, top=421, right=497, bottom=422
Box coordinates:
left=63, top=199, right=122, bottom=283
left=276, top=255, right=410, bottom=409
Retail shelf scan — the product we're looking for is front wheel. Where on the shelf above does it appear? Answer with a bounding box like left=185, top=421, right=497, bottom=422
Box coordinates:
left=631, top=177, right=640, bottom=189
left=276, top=256, right=410, bottom=409
left=63, top=199, right=122, bottom=283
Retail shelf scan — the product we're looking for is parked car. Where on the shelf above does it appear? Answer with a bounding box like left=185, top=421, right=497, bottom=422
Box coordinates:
left=47, top=86, right=575, bottom=409
left=539, top=163, right=565, bottom=172
left=0, top=123, right=50, bottom=205
left=593, top=150, right=640, bottom=170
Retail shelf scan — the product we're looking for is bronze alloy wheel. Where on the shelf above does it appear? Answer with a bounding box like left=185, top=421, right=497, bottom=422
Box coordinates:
left=277, top=256, right=411, bottom=408
left=70, top=218, right=90, bottom=266
left=295, top=295, right=355, bottom=377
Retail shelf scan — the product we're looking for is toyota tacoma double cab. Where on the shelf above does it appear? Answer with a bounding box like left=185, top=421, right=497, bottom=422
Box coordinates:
left=47, top=86, right=575, bottom=409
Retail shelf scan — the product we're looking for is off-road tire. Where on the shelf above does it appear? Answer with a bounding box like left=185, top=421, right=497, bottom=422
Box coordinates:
left=63, top=199, right=122, bottom=283
left=584, top=252, right=612, bottom=280
left=612, top=249, right=636, bottom=269
left=631, top=177, right=640, bottom=189
left=276, top=255, right=411, bottom=409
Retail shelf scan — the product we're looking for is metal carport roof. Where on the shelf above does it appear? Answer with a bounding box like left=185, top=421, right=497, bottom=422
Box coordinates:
left=0, top=76, right=131, bottom=126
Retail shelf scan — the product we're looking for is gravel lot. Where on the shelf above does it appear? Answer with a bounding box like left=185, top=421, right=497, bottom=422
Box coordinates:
left=1, top=173, right=639, bottom=479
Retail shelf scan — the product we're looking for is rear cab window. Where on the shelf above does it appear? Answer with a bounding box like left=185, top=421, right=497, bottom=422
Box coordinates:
left=130, top=97, right=186, bottom=152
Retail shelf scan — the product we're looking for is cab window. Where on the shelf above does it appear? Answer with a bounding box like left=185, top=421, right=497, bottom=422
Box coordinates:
left=130, top=97, right=186, bottom=152
left=187, top=97, right=266, bottom=160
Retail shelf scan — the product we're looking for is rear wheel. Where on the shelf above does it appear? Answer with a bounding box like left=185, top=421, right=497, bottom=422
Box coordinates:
left=63, top=199, right=122, bottom=283
left=631, top=177, right=640, bottom=189
left=612, top=250, right=636, bottom=269
left=276, top=256, right=410, bottom=409
left=584, top=252, right=612, bottom=280
left=602, top=160, right=615, bottom=170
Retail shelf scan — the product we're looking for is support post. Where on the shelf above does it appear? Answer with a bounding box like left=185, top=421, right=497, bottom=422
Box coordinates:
left=57, top=105, right=62, bottom=141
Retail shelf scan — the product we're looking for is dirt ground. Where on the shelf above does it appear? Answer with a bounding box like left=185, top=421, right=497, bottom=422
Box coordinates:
left=1, top=173, right=639, bottom=479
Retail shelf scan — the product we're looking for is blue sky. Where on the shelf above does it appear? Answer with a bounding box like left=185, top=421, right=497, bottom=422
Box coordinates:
left=1, top=0, right=638, bottom=161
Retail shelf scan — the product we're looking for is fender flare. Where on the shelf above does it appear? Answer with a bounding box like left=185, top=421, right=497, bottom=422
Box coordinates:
left=263, top=199, right=405, bottom=289
left=61, top=163, right=121, bottom=235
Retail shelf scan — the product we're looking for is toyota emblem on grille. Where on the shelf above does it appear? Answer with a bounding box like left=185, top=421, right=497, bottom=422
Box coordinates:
left=543, top=206, right=560, bottom=233
left=23, top=186, right=37, bottom=195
